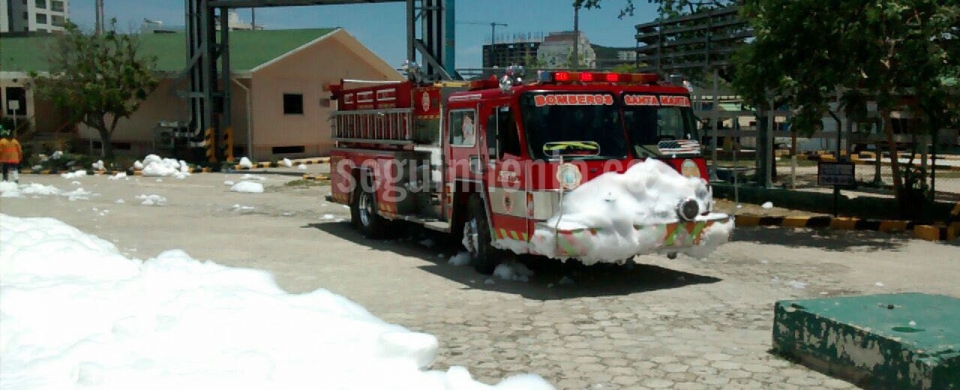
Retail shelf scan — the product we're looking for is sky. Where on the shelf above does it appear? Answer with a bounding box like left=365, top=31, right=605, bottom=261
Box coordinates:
left=0, top=211, right=553, bottom=389
left=68, top=0, right=663, bottom=69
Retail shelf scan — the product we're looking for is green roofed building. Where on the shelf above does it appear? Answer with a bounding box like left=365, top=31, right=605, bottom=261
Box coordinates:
left=0, top=28, right=402, bottom=159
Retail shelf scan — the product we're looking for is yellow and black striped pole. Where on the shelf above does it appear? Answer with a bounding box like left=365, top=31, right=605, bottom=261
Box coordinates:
left=204, top=128, right=217, bottom=163
left=221, top=126, right=234, bottom=163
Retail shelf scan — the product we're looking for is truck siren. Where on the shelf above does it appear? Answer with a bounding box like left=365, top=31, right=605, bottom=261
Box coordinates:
left=402, top=60, right=423, bottom=83
left=536, top=71, right=659, bottom=85
left=499, top=64, right=525, bottom=93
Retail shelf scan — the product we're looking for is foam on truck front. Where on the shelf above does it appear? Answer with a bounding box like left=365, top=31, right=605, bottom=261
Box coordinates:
left=509, top=72, right=734, bottom=265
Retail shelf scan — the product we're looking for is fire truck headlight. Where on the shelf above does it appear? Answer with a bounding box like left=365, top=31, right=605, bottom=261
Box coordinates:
left=677, top=198, right=699, bottom=221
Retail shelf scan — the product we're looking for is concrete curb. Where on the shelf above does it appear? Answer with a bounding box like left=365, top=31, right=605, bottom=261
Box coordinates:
left=21, top=167, right=214, bottom=175
left=773, top=293, right=960, bottom=390
left=301, top=174, right=328, bottom=181
left=234, top=157, right=329, bottom=171
left=734, top=214, right=960, bottom=242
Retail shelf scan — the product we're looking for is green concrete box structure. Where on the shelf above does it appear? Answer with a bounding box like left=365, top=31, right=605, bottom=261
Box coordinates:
left=773, top=293, right=959, bottom=389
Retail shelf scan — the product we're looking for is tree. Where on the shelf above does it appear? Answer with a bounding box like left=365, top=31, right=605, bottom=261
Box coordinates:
left=31, top=20, right=159, bottom=159
left=575, top=0, right=734, bottom=18
left=733, top=0, right=959, bottom=215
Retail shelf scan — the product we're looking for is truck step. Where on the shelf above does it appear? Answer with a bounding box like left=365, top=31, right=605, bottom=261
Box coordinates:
left=424, top=221, right=451, bottom=233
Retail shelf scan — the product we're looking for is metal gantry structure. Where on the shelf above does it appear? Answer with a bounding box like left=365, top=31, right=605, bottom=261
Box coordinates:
left=183, top=0, right=457, bottom=162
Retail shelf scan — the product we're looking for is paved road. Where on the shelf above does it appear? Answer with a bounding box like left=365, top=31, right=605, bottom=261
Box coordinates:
left=3, top=171, right=959, bottom=390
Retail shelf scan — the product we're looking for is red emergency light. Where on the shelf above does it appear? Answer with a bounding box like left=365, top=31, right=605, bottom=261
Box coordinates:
left=537, top=71, right=659, bottom=85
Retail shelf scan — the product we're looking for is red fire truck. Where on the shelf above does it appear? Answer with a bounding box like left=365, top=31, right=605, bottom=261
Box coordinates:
left=326, top=69, right=732, bottom=273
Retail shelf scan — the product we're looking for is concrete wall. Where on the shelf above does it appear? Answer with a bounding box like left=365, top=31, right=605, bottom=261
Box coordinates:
left=248, top=35, right=400, bottom=160
left=77, top=78, right=190, bottom=152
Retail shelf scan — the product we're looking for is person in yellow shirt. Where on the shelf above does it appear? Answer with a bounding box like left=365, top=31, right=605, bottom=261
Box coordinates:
left=1, top=128, right=23, bottom=183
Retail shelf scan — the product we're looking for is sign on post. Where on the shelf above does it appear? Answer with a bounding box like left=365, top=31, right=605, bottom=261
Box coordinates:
left=818, top=162, right=855, bottom=187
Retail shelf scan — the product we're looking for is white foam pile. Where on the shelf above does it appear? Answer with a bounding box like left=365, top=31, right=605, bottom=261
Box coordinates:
left=448, top=252, right=470, bottom=266
left=141, top=155, right=191, bottom=179
left=1, top=183, right=96, bottom=200
left=492, top=261, right=534, bottom=282
left=281, top=158, right=293, bottom=167
left=238, top=157, right=254, bottom=169
left=108, top=172, right=127, bottom=180
left=136, top=194, right=166, bottom=206
left=91, top=160, right=105, bottom=171
left=240, top=174, right=266, bottom=181
left=61, top=170, right=87, bottom=179
left=231, top=181, right=264, bottom=193
left=0, top=215, right=553, bottom=390
left=529, top=159, right=733, bottom=264
left=63, top=188, right=93, bottom=201
left=0, top=181, right=23, bottom=197
left=298, top=164, right=307, bottom=170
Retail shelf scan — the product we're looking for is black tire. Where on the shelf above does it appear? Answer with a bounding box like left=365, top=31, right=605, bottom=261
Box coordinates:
left=351, top=184, right=387, bottom=239
left=463, top=195, right=501, bottom=274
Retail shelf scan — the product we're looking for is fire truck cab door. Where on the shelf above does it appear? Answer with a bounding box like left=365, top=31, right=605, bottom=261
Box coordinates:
left=446, top=104, right=482, bottom=180
left=484, top=104, right=529, bottom=243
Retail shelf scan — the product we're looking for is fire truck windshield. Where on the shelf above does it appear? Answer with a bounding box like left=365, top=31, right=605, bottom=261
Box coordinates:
left=520, top=92, right=628, bottom=160
left=622, top=95, right=700, bottom=158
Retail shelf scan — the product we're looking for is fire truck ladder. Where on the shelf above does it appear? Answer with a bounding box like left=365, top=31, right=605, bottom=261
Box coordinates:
left=332, top=109, right=415, bottom=145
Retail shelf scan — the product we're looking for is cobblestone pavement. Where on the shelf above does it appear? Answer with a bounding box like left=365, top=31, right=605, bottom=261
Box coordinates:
left=3, top=172, right=958, bottom=389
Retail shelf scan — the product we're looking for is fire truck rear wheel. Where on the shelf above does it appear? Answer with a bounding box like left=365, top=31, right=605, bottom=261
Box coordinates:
left=352, top=186, right=387, bottom=239
left=465, top=195, right=500, bottom=275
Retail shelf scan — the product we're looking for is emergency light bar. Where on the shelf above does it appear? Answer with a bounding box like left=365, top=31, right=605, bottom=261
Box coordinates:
left=537, top=71, right=659, bottom=85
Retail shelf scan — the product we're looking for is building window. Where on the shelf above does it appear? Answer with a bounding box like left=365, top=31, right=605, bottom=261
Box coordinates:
left=51, top=15, right=64, bottom=26
left=23, top=12, right=28, bottom=20
left=36, top=13, right=47, bottom=24
left=35, top=0, right=46, bottom=8
left=5, top=87, right=27, bottom=116
left=51, top=0, right=63, bottom=11
left=283, top=93, right=303, bottom=115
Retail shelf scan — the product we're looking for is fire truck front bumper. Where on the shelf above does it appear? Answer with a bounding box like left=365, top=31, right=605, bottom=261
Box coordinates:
left=530, top=213, right=734, bottom=262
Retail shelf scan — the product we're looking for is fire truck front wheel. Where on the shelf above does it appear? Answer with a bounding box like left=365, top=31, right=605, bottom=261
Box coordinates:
left=464, top=195, right=501, bottom=275
left=352, top=187, right=387, bottom=238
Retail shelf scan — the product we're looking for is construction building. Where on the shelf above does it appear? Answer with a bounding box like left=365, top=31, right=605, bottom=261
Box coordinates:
left=0, top=0, right=69, bottom=34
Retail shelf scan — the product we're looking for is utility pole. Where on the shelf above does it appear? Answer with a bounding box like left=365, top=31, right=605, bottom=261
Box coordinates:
left=488, top=22, right=507, bottom=68
left=458, top=21, right=507, bottom=68
left=95, top=0, right=104, bottom=34
left=572, top=4, right=580, bottom=70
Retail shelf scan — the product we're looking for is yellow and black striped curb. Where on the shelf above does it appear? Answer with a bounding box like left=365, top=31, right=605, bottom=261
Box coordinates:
left=301, top=174, right=329, bottom=181
left=234, top=157, right=330, bottom=170
left=21, top=168, right=214, bottom=175
left=735, top=214, right=960, bottom=241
